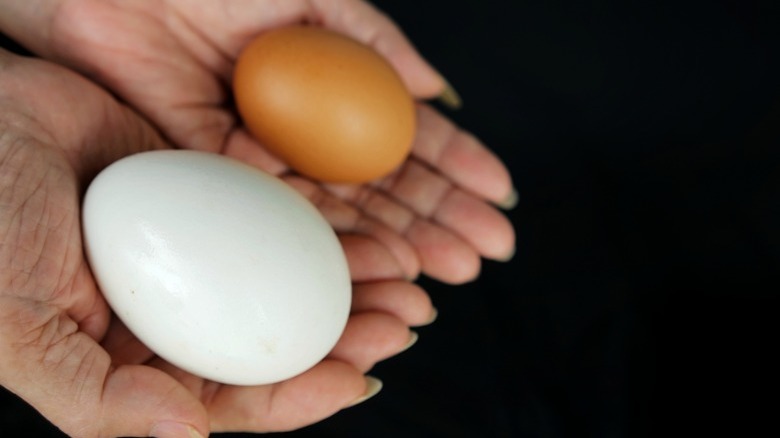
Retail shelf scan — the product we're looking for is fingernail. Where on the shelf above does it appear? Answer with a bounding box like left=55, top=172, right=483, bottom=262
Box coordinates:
left=348, top=375, right=383, bottom=407
left=496, top=188, right=519, bottom=210
left=399, top=330, right=419, bottom=353
left=496, top=246, right=516, bottom=263
left=150, top=421, right=205, bottom=438
left=420, top=307, right=438, bottom=326
left=437, top=77, right=462, bottom=110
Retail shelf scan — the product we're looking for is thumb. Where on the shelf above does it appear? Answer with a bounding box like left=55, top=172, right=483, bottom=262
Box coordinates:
left=102, top=365, right=209, bottom=438
left=0, top=306, right=208, bottom=438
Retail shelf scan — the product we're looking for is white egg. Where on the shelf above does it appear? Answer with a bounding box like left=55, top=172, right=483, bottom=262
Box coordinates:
left=82, top=150, right=351, bottom=385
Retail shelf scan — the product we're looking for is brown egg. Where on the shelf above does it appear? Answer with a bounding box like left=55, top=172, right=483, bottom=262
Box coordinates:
left=233, top=26, right=416, bottom=183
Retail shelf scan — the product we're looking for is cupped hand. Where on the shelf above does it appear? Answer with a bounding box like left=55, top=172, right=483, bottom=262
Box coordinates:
left=0, top=50, right=431, bottom=437
left=2, top=0, right=517, bottom=284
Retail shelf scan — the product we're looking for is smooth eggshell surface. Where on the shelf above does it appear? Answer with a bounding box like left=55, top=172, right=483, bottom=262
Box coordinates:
left=233, top=26, right=416, bottom=183
left=82, top=150, right=351, bottom=385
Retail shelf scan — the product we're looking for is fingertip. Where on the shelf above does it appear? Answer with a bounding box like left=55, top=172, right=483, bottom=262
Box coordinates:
left=329, top=311, right=413, bottom=372
left=399, top=330, right=419, bottom=353
left=418, top=307, right=439, bottom=327
left=495, top=188, right=519, bottom=211
left=100, top=365, right=209, bottom=438
left=436, top=76, right=463, bottom=110
left=346, top=375, right=383, bottom=407
left=351, top=281, right=434, bottom=327
left=316, top=0, right=445, bottom=99
left=494, top=245, right=517, bottom=263
left=442, top=260, right=482, bottom=285
left=150, top=421, right=206, bottom=438
left=388, top=47, right=447, bottom=99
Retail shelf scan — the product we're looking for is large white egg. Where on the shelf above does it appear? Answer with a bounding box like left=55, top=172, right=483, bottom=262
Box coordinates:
left=82, top=150, right=351, bottom=385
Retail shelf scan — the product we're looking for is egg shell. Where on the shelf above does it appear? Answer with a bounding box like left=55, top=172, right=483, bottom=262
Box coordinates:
left=82, top=150, right=351, bottom=385
left=233, top=25, right=416, bottom=183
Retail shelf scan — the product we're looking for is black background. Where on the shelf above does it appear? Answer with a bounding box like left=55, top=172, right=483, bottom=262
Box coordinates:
left=2, top=0, right=779, bottom=436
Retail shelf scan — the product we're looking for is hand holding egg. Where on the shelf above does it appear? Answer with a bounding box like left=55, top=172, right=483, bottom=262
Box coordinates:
left=19, top=0, right=516, bottom=285
left=0, top=0, right=516, bottom=435
left=229, top=24, right=515, bottom=281
left=80, top=24, right=439, bottom=388
left=0, top=47, right=430, bottom=438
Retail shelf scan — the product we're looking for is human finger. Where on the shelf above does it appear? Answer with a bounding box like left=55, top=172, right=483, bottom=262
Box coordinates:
left=304, top=0, right=447, bottom=99
left=352, top=280, right=436, bottom=327
left=147, top=356, right=374, bottom=433
left=287, top=176, right=422, bottom=280
left=328, top=311, right=417, bottom=372
left=202, top=360, right=372, bottom=433
left=376, top=160, right=516, bottom=261
left=409, top=104, right=517, bottom=209
left=0, top=300, right=209, bottom=438
left=170, top=0, right=447, bottom=99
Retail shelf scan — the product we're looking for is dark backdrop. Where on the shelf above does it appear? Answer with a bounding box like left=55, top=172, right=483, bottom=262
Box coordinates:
left=2, top=0, right=778, bottom=437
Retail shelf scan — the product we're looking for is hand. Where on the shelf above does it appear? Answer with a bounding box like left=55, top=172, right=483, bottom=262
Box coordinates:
left=0, top=50, right=432, bottom=437
left=0, top=0, right=517, bottom=284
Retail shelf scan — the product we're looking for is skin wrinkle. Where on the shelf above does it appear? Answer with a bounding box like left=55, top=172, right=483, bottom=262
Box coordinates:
left=1, top=132, right=95, bottom=358
left=10, top=164, right=70, bottom=302
left=0, top=137, right=25, bottom=243
left=344, top=181, right=427, bottom=236
left=40, top=317, right=80, bottom=376
left=70, top=341, right=99, bottom=402
left=49, top=213, right=78, bottom=306
left=78, top=103, right=163, bottom=182
left=103, top=3, right=236, bottom=152
left=1, top=72, right=92, bottom=186
left=3, top=167, right=49, bottom=296
left=0, top=123, right=113, bottom=437
left=288, top=157, right=464, bottom=276
left=6, top=308, right=84, bottom=403
left=3, top=299, right=58, bottom=353
left=379, top=161, right=443, bottom=220
left=163, top=3, right=233, bottom=83
left=323, top=159, right=463, bottom=255
left=22, top=170, right=54, bottom=286
left=337, top=186, right=417, bottom=234
left=199, top=379, right=221, bottom=415
left=51, top=3, right=204, bottom=110
left=3, top=103, right=111, bottom=315
left=364, top=193, right=417, bottom=234
left=303, top=185, right=415, bottom=279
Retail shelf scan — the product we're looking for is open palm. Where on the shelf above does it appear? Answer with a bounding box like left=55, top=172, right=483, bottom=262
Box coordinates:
left=4, top=0, right=517, bottom=283
left=0, top=51, right=432, bottom=437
